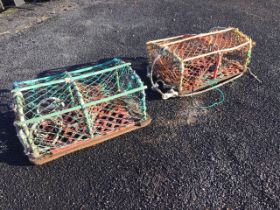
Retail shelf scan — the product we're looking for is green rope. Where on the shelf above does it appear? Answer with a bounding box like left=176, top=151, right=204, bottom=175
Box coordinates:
left=247, top=49, right=252, bottom=65
left=197, top=74, right=225, bottom=109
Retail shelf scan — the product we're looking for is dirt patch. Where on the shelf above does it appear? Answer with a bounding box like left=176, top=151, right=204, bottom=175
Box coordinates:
left=1, top=7, right=18, bottom=16
left=156, top=98, right=209, bottom=128
left=177, top=99, right=209, bottom=126
left=0, top=0, right=78, bottom=35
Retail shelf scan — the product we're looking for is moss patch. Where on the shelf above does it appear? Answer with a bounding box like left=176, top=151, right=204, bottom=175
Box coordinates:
left=1, top=7, right=18, bottom=16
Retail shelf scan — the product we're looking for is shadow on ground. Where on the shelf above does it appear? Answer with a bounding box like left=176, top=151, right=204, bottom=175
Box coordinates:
left=0, top=89, right=30, bottom=166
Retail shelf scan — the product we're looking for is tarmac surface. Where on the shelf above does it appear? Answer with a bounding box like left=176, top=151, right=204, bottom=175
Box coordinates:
left=0, top=0, right=279, bottom=209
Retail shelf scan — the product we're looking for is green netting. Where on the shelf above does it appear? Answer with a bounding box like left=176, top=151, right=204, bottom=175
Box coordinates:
left=12, top=58, right=148, bottom=160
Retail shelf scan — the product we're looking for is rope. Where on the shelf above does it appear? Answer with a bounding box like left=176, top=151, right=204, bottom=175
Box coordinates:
left=247, top=67, right=262, bottom=83
left=195, top=74, right=225, bottom=109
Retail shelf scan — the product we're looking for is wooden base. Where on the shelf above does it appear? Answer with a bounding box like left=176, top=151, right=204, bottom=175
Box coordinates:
left=29, top=117, right=152, bottom=165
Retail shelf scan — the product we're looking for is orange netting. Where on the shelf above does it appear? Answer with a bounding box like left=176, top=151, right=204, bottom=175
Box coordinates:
left=147, top=27, right=254, bottom=99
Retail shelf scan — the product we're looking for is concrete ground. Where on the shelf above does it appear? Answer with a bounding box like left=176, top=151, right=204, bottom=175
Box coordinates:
left=0, top=0, right=279, bottom=209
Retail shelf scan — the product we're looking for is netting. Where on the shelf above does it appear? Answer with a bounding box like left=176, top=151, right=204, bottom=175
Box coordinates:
left=147, top=27, right=254, bottom=99
left=12, top=58, right=150, bottom=163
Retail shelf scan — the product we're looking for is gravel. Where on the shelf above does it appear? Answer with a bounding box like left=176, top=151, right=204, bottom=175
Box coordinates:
left=0, top=0, right=279, bottom=209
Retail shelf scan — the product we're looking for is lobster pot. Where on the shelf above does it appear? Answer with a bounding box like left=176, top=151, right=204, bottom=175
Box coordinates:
left=147, top=27, right=254, bottom=99
left=12, top=58, right=151, bottom=164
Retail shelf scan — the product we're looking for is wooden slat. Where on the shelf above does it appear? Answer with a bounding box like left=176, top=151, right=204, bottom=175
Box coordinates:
left=28, top=117, right=152, bottom=165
